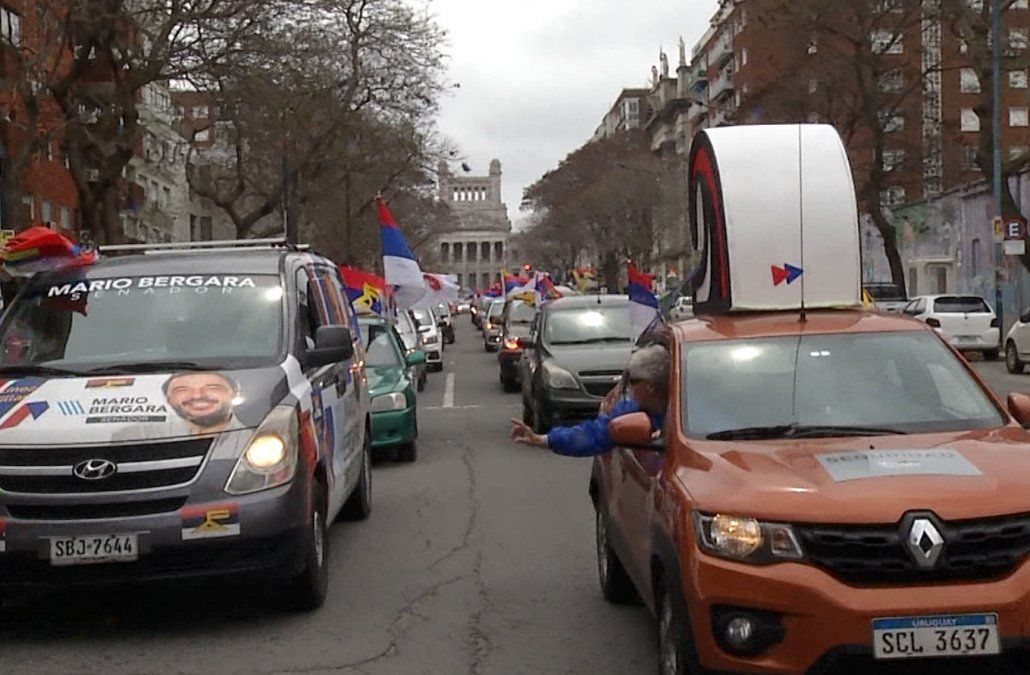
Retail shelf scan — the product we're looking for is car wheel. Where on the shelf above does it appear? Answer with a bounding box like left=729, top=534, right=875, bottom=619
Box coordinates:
left=655, top=574, right=705, bottom=675
left=984, top=348, right=1000, bottom=361
left=595, top=508, right=637, bottom=604
left=417, top=372, right=426, bottom=392
left=531, top=393, right=550, bottom=434
left=1007, top=342, right=1025, bottom=374
left=340, top=433, right=372, bottom=521
left=283, top=479, right=329, bottom=611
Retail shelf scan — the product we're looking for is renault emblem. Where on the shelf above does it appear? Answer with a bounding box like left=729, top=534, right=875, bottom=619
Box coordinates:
left=73, top=459, right=117, bottom=481
left=906, top=518, right=944, bottom=569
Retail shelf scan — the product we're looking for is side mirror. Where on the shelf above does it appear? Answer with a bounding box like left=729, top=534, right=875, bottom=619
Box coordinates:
left=609, top=412, right=664, bottom=451
left=518, top=337, right=536, bottom=349
left=406, top=349, right=427, bottom=367
left=417, top=325, right=432, bottom=333
left=1021, top=312, right=1030, bottom=324
left=1008, top=393, right=1030, bottom=429
left=305, top=325, right=354, bottom=369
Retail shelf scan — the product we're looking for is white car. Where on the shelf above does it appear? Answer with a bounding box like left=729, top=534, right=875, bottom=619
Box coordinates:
left=409, top=307, right=444, bottom=371
left=903, top=294, right=1000, bottom=359
left=668, top=295, right=694, bottom=321
left=1004, top=309, right=1030, bottom=373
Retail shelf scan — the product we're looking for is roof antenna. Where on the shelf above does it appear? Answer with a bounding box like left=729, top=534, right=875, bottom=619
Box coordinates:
left=797, top=125, right=807, bottom=324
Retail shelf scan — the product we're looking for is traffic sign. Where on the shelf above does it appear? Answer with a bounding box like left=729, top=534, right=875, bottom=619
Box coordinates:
left=1004, top=216, right=1028, bottom=256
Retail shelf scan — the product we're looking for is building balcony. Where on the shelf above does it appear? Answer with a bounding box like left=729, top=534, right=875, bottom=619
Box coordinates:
left=709, top=69, right=735, bottom=100
left=711, top=32, right=734, bottom=68
left=689, top=69, right=709, bottom=94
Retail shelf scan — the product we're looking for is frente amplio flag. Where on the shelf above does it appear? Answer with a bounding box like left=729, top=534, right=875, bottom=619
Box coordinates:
left=627, top=263, right=659, bottom=336
left=339, top=265, right=385, bottom=315
left=378, top=197, right=426, bottom=310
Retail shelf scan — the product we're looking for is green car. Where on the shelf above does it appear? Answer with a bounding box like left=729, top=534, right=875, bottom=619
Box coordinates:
left=358, top=315, right=425, bottom=462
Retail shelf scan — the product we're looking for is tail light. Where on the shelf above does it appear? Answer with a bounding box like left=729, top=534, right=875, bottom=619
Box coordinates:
left=503, top=337, right=519, bottom=351
left=991, top=317, right=1000, bottom=328
left=926, top=317, right=941, bottom=328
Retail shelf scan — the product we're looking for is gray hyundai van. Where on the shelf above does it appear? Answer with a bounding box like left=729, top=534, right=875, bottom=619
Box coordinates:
left=0, top=240, right=371, bottom=610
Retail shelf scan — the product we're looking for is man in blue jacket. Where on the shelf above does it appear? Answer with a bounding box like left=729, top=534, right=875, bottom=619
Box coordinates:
left=509, top=344, right=669, bottom=456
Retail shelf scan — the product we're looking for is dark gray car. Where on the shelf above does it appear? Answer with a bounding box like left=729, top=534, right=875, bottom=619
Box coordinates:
left=518, top=296, right=634, bottom=432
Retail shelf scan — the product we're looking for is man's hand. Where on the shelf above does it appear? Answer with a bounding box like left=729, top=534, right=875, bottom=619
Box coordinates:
left=510, top=418, right=547, bottom=447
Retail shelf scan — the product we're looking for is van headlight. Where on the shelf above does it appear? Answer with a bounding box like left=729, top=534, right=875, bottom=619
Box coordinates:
left=371, top=392, right=406, bottom=412
left=542, top=362, right=578, bottom=390
left=693, top=512, right=804, bottom=564
left=225, top=406, right=298, bottom=495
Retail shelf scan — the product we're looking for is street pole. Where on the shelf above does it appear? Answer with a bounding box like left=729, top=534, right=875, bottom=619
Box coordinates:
left=283, top=139, right=295, bottom=246
left=992, top=0, right=1003, bottom=329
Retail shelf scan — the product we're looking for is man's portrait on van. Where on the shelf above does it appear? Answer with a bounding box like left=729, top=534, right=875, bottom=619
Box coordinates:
left=162, top=371, right=244, bottom=435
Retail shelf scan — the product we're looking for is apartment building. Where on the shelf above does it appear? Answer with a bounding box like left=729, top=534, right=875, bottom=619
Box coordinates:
left=592, top=88, right=653, bottom=142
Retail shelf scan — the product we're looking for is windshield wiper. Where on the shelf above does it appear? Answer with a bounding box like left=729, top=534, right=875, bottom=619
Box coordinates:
left=707, top=423, right=906, bottom=441
left=83, top=361, right=213, bottom=375
left=551, top=337, right=632, bottom=345
left=0, top=364, right=87, bottom=377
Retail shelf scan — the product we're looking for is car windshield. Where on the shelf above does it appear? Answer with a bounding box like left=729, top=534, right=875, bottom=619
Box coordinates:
left=865, top=284, right=906, bottom=301
left=410, top=309, right=434, bottom=328
left=0, top=272, right=283, bottom=371
left=508, top=301, right=536, bottom=324
left=681, top=331, right=1003, bottom=439
left=544, top=306, right=634, bottom=345
left=487, top=302, right=505, bottom=318
left=436, top=304, right=451, bottom=318
left=362, top=325, right=404, bottom=369
left=934, top=296, right=991, bottom=313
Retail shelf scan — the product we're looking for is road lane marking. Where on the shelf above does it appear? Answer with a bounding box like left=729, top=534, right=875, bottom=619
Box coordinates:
left=443, top=373, right=455, bottom=408
left=424, top=404, right=519, bottom=410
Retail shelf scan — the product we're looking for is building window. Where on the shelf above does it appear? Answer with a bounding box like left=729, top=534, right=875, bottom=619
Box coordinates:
left=453, top=243, right=463, bottom=262
left=1011, top=107, right=1029, bottom=127
left=456, top=273, right=463, bottom=288
left=882, top=149, right=905, bottom=172
left=1010, top=28, right=1028, bottom=51
left=741, top=48, right=749, bottom=66
left=440, top=242, right=450, bottom=261
left=195, top=128, right=210, bottom=142
left=960, top=68, right=981, bottom=93
left=481, top=273, right=491, bottom=289
left=961, top=108, right=980, bottom=131
left=1, top=6, right=21, bottom=46
left=1011, top=69, right=1028, bottom=88
left=192, top=105, right=209, bottom=118
left=467, top=243, right=477, bottom=262
left=481, top=242, right=490, bottom=262
left=1011, top=146, right=1029, bottom=160
left=200, top=216, right=213, bottom=241
left=1013, top=0, right=1029, bottom=8
left=60, top=207, right=70, bottom=229
left=808, top=77, right=818, bottom=94
left=494, top=241, right=503, bottom=260
left=971, top=238, right=981, bottom=277
left=880, top=186, right=906, bottom=206
left=961, top=145, right=979, bottom=170
left=162, top=186, right=171, bottom=207
left=879, top=111, right=905, bottom=132
left=879, top=69, right=906, bottom=92
left=871, top=30, right=903, bottom=54
left=967, top=0, right=983, bottom=9
left=41, top=200, right=53, bottom=224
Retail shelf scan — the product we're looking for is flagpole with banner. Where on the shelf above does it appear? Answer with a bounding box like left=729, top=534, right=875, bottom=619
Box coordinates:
left=627, top=262, right=659, bottom=336
left=378, top=195, right=426, bottom=311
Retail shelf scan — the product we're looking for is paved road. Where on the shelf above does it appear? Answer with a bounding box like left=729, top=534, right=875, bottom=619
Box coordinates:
left=0, top=321, right=1026, bottom=675
left=0, top=321, right=655, bottom=675
left=972, top=359, right=1029, bottom=401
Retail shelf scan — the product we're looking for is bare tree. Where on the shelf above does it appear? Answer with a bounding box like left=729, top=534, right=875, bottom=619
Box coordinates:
left=749, top=0, right=932, bottom=293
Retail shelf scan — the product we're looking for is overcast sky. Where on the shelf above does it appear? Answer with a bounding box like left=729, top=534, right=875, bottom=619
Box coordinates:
left=431, top=0, right=719, bottom=228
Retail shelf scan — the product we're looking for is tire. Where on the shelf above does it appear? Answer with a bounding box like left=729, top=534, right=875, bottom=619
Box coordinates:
left=1007, top=342, right=1025, bottom=374
left=417, top=372, right=426, bottom=392
left=984, top=348, right=1000, bottom=362
left=531, top=393, right=550, bottom=434
left=595, top=508, right=638, bottom=604
left=522, top=398, right=533, bottom=425
left=655, top=573, right=705, bottom=675
left=501, top=375, right=519, bottom=393
left=340, top=432, right=372, bottom=521
left=283, top=480, right=329, bottom=611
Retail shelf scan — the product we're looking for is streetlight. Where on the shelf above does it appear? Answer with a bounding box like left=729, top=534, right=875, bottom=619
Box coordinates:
left=991, top=0, right=1004, bottom=329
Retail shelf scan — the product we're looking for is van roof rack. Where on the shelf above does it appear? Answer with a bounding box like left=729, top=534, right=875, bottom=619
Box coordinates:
left=98, top=238, right=311, bottom=254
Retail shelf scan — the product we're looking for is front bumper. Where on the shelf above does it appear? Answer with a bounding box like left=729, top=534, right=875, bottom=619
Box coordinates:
left=539, top=387, right=601, bottom=425
left=370, top=407, right=416, bottom=449
left=484, top=333, right=502, bottom=349
left=946, top=328, right=1000, bottom=352
left=423, top=345, right=442, bottom=363
left=0, top=478, right=308, bottom=591
left=685, top=549, right=1030, bottom=673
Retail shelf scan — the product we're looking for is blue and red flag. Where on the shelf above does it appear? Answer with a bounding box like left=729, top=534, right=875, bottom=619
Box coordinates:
left=627, top=263, right=659, bottom=336
left=339, top=265, right=385, bottom=315
left=535, top=272, right=563, bottom=305
left=378, top=196, right=425, bottom=310
left=503, top=271, right=528, bottom=295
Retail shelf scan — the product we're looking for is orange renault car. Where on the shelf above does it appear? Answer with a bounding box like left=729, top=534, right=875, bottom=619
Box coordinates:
left=588, top=124, right=1030, bottom=673
left=592, top=311, right=1030, bottom=673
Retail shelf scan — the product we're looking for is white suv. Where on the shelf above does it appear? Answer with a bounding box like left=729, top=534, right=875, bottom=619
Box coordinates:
left=902, top=294, right=1000, bottom=359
